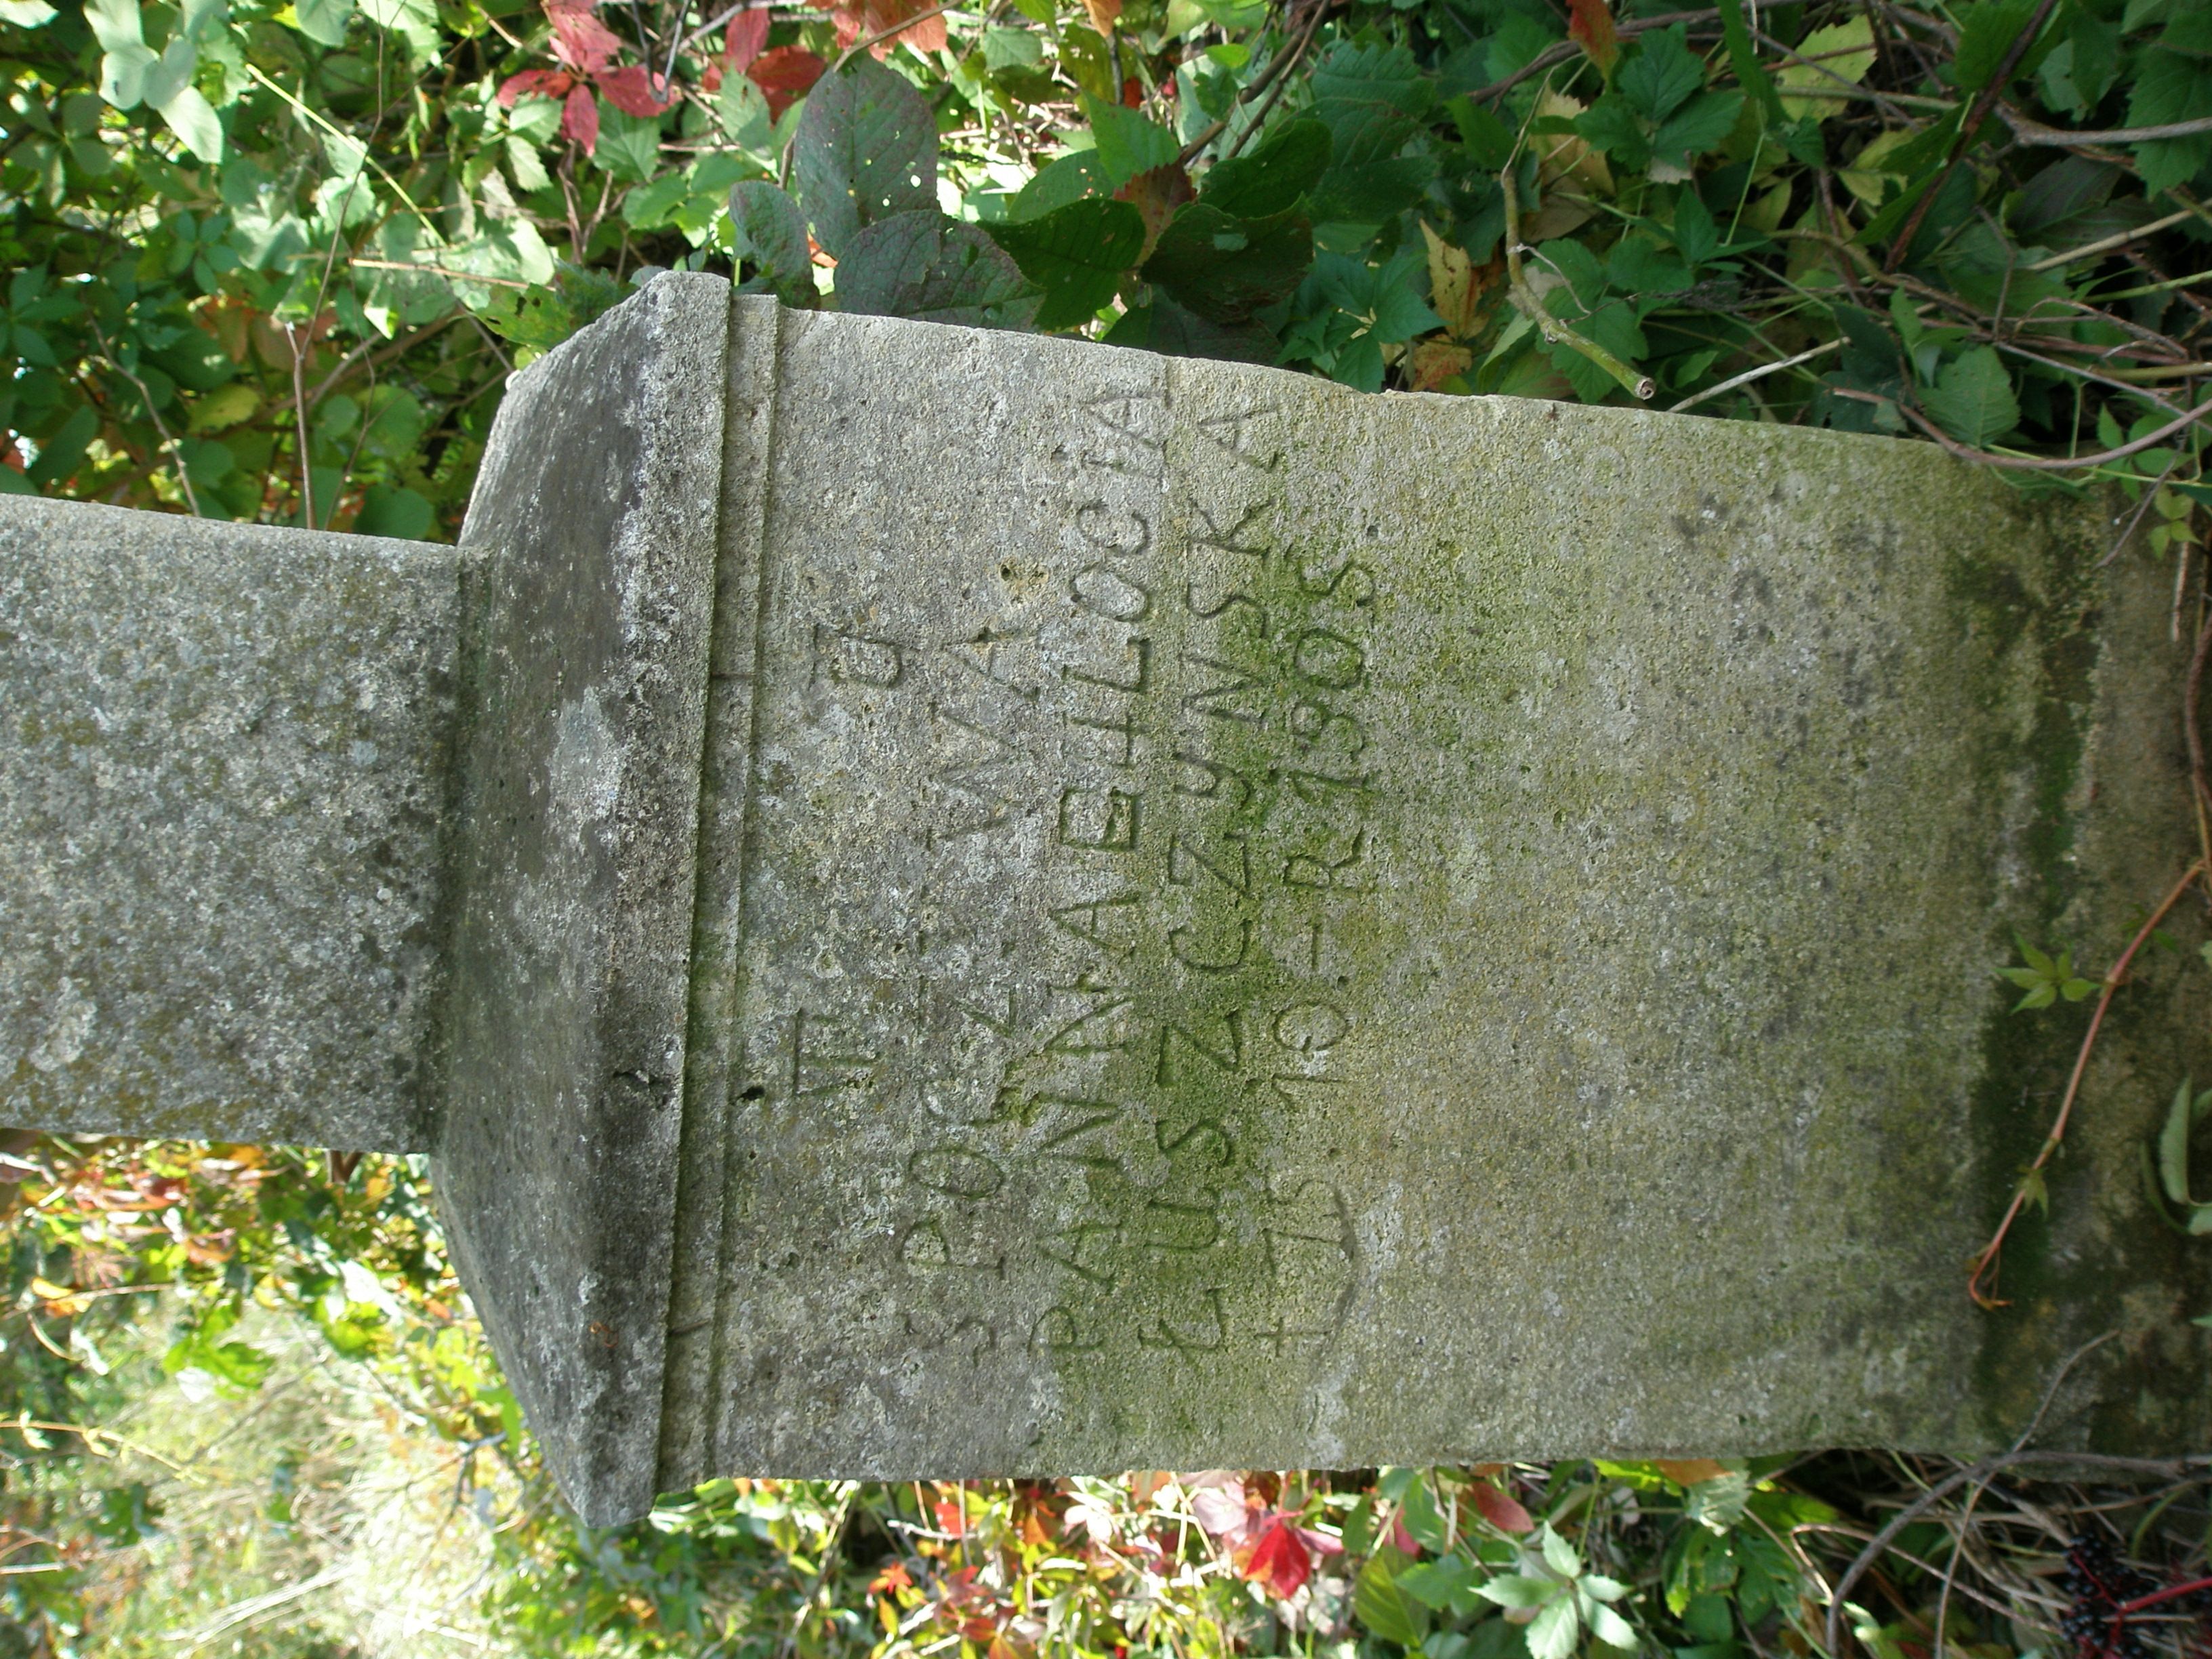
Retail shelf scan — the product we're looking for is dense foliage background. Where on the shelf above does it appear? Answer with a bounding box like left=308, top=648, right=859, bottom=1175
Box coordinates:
left=1, top=0, right=2208, bottom=533
left=5, top=0, right=2212, bottom=1645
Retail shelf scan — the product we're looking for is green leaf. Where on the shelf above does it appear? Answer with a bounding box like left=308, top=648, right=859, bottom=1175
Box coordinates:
left=1399, top=1555, right=1481, bottom=1611
left=100, top=41, right=157, bottom=109
left=294, top=0, right=354, bottom=46
left=729, top=180, right=814, bottom=304
left=1575, top=96, right=1650, bottom=170
left=1402, top=1476, right=1451, bottom=1551
left=0, top=0, right=58, bottom=23
left=1921, top=346, right=2018, bottom=447
left=794, top=56, right=937, bottom=258
left=1672, top=188, right=1719, bottom=266
left=1478, top=1574, right=1557, bottom=1610
left=1778, top=18, right=1875, bottom=121
left=1618, top=26, right=1704, bottom=122
left=1528, top=1596, right=1582, bottom=1659
left=596, top=106, right=663, bottom=184
left=1200, top=119, right=1330, bottom=219
left=1309, top=36, right=1430, bottom=164
left=1716, top=0, right=1784, bottom=126
left=1084, top=97, right=1180, bottom=188
left=2125, top=46, right=2212, bottom=195
left=84, top=0, right=145, bottom=54
left=1310, top=154, right=1437, bottom=227
left=1955, top=0, right=2051, bottom=94
left=987, top=197, right=1145, bottom=331
left=1144, top=201, right=1312, bottom=323
left=1588, top=1600, right=1637, bottom=1650
left=2160, top=1076, right=2200, bottom=1206
left=355, top=483, right=433, bottom=539
left=1355, top=1554, right=1433, bottom=1647
left=1540, top=1525, right=1581, bottom=1578
left=1651, top=89, right=1743, bottom=173
left=836, top=210, right=1038, bottom=329
left=1011, top=150, right=1109, bottom=222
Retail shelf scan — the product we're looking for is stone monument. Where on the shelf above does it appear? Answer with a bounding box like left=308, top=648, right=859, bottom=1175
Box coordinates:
left=4, top=274, right=2207, bottom=1526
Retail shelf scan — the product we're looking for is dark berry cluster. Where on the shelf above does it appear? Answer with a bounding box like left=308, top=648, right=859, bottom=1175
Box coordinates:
left=2060, top=1536, right=2158, bottom=1659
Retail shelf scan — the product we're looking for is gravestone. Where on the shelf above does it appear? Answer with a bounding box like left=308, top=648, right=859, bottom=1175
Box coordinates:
left=5, top=274, right=2208, bottom=1527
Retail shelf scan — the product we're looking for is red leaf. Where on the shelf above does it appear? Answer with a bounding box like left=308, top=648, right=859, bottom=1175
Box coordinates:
left=746, top=44, right=827, bottom=117
left=549, top=0, right=623, bottom=73
left=1240, top=1516, right=1314, bottom=1601
left=812, top=0, right=946, bottom=56
left=1390, top=1512, right=1419, bottom=1556
left=498, top=67, right=573, bottom=104
left=1568, top=0, right=1618, bottom=75
left=596, top=62, right=677, bottom=115
left=1469, top=1483, right=1535, bottom=1536
left=562, top=82, right=600, bottom=151
left=724, top=3, right=769, bottom=68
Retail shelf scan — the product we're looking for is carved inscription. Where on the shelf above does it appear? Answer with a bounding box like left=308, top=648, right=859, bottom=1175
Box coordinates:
left=760, top=373, right=1380, bottom=1383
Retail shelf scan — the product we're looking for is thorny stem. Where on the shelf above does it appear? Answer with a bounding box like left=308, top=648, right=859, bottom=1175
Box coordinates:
left=1883, top=0, right=2061, bottom=274
left=1502, top=170, right=1656, bottom=401
left=1176, top=9, right=1325, bottom=165
left=1965, top=859, right=2207, bottom=1309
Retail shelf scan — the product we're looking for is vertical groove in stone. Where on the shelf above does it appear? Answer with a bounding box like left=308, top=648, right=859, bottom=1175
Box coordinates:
left=661, top=293, right=787, bottom=1488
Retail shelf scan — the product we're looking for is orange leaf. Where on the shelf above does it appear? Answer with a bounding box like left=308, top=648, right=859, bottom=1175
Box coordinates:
left=1084, top=0, right=1120, bottom=33
left=1114, top=164, right=1194, bottom=264
left=1467, top=1481, right=1535, bottom=1534
left=1656, top=1458, right=1732, bottom=1486
left=1568, top=0, right=1618, bottom=75
left=747, top=44, right=827, bottom=118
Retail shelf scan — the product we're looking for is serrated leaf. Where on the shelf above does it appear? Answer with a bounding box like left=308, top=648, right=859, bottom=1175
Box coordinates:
left=1478, top=1574, right=1558, bottom=1610
left=1143, top=202, right=1311, bottom=323
left=1356, top=1555, right=1433, bottom=1646
left=1582, top=1574, right=1630, bottom=1603
left=794, top=56, right=935, bottom=259
left=1956, top=0, right=2049, bottom=93
left=1921, top=346, right=2018, bottom=447
left=1200, top=119, right=1330, bottom=219
left=1618, top=25, right=1703, bottom=122
left=1671, top=190, right=1718, bottom=266
left=1084, top=98, right=1179, bottom=188
left=2019, top=1164, right=2049, bottom=1216
left=987, top=197, right=1144, bottom=331
left=1528, top=1595, right=1582, bottom=1659
left=1590, top=1600, right=1637, bottom=1650
left=1652, top=89, right=1743, bottom=173
left=729, top=180, right=813, bottom=304
left=1399, top=1557, right=1481, bottom=1611
left=836, top=210, right=1037, bottom=329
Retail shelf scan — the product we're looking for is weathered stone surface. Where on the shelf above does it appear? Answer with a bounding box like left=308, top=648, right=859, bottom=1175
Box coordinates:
left=649, top=294, right=2210, bottom=1507
left=5, top=279, right=2206, bottom=1532
left=0, top=496, right=466, bottom=1149
left=430, top=271, right=728, bottom=1526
